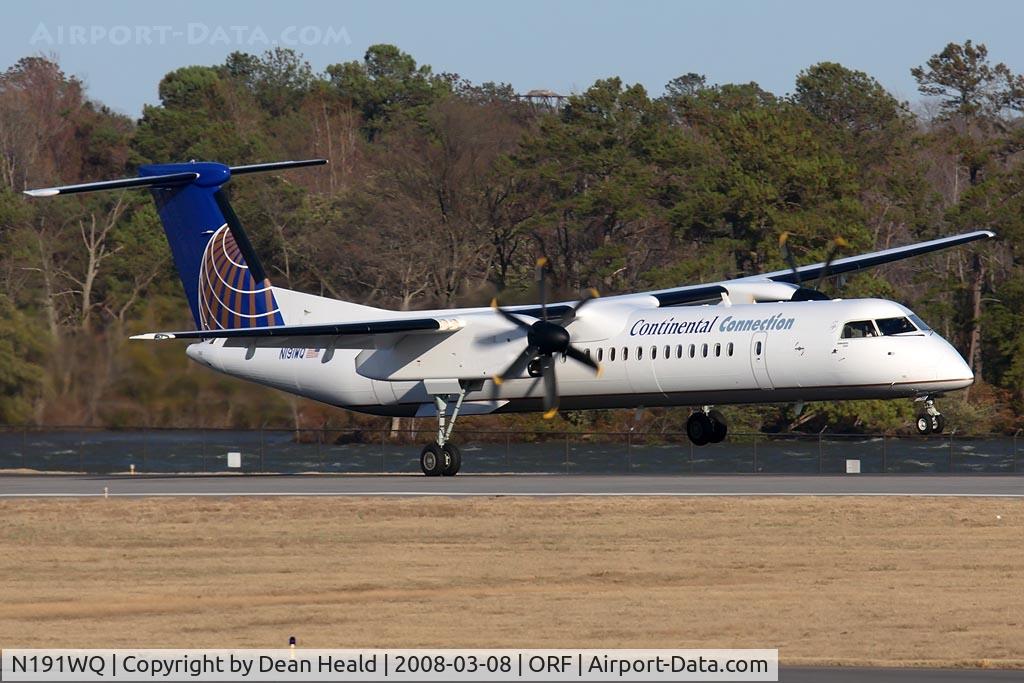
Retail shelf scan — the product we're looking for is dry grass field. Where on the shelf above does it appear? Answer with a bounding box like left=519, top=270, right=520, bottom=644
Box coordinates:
left=1, top=496, right=1022, bottom=668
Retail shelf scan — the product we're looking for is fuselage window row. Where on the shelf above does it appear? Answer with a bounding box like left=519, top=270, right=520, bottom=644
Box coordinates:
left=586, top=340, right=736, bottom=362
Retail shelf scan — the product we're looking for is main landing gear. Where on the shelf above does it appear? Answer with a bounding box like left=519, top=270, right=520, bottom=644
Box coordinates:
left=420, top=390, right=465, bottom=476
left=686, top=408, right=728, bottom=446
left=915, top=397, right=946, bottom=435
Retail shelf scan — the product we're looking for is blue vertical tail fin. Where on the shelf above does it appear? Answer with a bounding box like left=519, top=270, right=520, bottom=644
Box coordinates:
left=24, top=159, right=326, bottom=331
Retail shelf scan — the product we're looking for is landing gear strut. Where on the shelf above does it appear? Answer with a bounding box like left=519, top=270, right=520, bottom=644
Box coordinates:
left=915, top=397, right=946, bottom=435
left=420, top=390, right=465, bottom=476
left=686, top=408, right=728, bottom=446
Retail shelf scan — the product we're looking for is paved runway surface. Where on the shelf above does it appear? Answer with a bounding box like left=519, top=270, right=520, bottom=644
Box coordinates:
left=0, top=474, right=1022, bottom=497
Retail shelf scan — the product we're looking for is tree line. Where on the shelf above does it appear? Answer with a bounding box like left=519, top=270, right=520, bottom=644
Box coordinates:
left=1, top=41, right=1022, bottom=435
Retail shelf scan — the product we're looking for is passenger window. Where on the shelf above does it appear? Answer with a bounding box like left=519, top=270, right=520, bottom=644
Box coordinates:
left=650, top=346, right=657, bottom=360
left=597, top=348, right=603, bottom=362
left=664, top=345, right=670, bottom=359
left=876, top=317, right=917, bottom=335
left=675, top=345, right=682, bottom=359
left=755, top=341, right=762, bottom=355
left=637, top=347, right=643, bottom=360
left=701, top=344, right=708, bottom=358
left=610, top=348, right=616, bottom=361
left=842, top=320, right=877, bottom=338
left=689, top=344, right=695, bottom=358
left=585, top=348, right=591, bottom=360
left=714, top=343, right=721, bottom=357
left=622, top=347, right=629, bottom=361
left=727, top=342, right=734, bottom=356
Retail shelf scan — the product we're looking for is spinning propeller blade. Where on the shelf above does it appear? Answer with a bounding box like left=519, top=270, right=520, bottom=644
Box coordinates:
left=490, top=259, right=601, bottom=418
left=493, top=345, right=539, bottom=385
left=779, top=233, right=849, bottom=300
left=816, top=236, right=850, bottom=291
left=779, top=232, right=802, bottom=283
left=541, top=357, right=558, bottom=418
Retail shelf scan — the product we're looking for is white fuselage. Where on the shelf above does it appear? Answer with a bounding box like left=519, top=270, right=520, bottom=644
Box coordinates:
left=184, top=293, right=974, bottom=417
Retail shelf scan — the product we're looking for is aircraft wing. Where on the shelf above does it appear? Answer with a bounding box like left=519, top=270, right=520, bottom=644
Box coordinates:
left=639, top=230, right=995, bottom=305
left=749, top=230, right=996, bottom=285
left=130, top=317, right=463, bottom=341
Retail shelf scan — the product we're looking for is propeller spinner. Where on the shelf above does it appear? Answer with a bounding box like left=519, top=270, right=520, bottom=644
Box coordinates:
left=491, top=258, right=601, bottom=419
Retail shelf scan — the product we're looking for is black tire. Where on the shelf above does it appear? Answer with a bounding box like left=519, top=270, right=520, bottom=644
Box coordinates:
left=930, top=413, right=946, bottom=434
left=915, top=415, right=932, bottom=435
left=686, top=412, right=712, bottom=446
left=420, top=443, right=446, bottom=476
left=442, top=443, right=462, bottom=476
left=708, top=409, right=728, bottom=443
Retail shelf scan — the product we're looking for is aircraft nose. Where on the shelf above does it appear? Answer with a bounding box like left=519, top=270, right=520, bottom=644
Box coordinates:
left=937, top=344, right=974, bottom=385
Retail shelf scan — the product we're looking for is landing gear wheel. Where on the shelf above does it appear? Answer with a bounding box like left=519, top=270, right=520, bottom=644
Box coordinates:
left=930, top=413, right=946, bottom=434
left=686, top=412, right=714, bottom=446
left=441, top=443, right=462, bottom=476
left=915, top=416, right=932, bottom=435
left=420, top=442, right=446, bottom=477
left=707, top=409, right=728, bottom=444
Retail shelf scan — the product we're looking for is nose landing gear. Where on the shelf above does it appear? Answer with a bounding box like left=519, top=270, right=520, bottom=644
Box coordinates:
left=915, top=397, right=946, bottom=435
left=686, top=408, right=728, bottom=446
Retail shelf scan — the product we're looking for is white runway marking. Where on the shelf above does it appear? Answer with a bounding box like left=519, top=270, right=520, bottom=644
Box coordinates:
left=2, top=475, right=1021, bottom=498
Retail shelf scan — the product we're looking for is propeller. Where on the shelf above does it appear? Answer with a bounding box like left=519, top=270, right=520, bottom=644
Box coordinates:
left=779, top=233, right=849, bottom=301
left=491, top=258, right=602, bottom=419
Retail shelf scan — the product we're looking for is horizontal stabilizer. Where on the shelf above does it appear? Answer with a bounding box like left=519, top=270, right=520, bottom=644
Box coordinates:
left=23, top=159, right=327, bottom=198
left=228, top=159, right=327, bottom=175
left=23, top=172, right=199, bottom=197
left=131, top=317, right=464, bottom=340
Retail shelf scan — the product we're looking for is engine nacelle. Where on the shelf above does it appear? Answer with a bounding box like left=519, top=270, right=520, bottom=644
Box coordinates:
left=722, top=280, right=806, bottom=304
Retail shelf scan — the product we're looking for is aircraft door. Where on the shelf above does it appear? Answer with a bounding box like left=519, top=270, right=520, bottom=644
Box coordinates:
left=750, top=332, right=773, bottom=389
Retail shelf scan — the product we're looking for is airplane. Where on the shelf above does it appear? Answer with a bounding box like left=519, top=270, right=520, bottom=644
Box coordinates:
left=26, top=159, right=994, bottom=476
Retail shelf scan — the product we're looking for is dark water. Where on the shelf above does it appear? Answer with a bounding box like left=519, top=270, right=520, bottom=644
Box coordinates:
left=0, top=428, right=1020, bottom=475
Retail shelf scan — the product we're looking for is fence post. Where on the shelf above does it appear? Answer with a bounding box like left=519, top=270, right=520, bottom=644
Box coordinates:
left=564, top=433, right=570, bottom=475
left=1014, top=430, right=1020, bottom=474
left=626, top=431, right=632, bottom=474
left=317, top=430, right=324, bottom=471
left=818, top=433, right=823, bottom=474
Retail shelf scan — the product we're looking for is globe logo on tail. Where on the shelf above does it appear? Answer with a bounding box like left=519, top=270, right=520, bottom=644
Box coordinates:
left=197, top=224, right=283, bottom=330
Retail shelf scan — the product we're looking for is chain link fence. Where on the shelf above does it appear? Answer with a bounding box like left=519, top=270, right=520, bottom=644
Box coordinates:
left=0, top=426, right=1021, bottom=475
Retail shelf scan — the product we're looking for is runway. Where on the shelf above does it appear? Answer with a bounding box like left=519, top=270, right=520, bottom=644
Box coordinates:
left=0, top=474, right=1022, bottom=497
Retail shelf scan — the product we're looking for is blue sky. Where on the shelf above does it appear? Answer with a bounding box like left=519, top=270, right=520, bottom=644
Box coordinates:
left=3, top=0, right=1024, bottom=117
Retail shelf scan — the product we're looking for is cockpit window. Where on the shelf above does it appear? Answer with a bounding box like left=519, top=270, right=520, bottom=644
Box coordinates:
left=908, top=314, right=931, bottom=332
left=876, top=317, right=918, bottom=335
left=841, top=320, right=878, bottom=338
